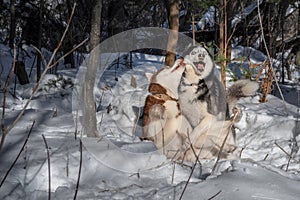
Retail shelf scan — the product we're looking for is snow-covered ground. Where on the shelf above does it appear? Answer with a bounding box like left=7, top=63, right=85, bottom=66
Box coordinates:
left=0, top=44, right=300, bottom=199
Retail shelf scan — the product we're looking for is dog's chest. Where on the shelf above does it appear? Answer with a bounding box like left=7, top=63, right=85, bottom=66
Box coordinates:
left=178, top=84, right=208, bottom=127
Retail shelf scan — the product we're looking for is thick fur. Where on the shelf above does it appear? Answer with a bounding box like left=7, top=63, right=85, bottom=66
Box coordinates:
left=177, top=45, right=259, bottom=161
left=226, top=79, right=259, bottom=115
left=142, top=45, right=259, bottom=162
left=142, top=58, right=192, bottom=159
left=179, top=45, right=259, bottom=124
left=179, top=46, right=227, bottom=127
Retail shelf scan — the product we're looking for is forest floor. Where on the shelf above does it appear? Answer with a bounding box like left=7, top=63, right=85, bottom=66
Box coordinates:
left=0, top=44, right=300, bottom=199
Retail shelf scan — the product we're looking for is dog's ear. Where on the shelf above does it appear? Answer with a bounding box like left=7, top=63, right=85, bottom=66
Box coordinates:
left=145, top=72, right=153, bottom=81
left=182, top=43, right=194, bottom=57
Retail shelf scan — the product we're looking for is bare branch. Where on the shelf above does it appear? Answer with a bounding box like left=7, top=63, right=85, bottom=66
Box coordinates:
left=2, top=3, right=81, bottom=147
left=211, top=111, right=239, bottom=175
left=48, top=38, right=88, bottom=69
left=179, top=133, right=203, bottom=200
left=73, top=139, right=82, bottom=200
left=0, top=45, right=17, bottom=151
left=30, top=45, right=48, bottom=68
left=0, top=121, right=35, bottom=188
left=208, top=190, right=222, bottom=200
left=257, top=0, right=288, bottom=114
left=42, top=134, right=51, bottom=200
left=274, top=141, right=298, bottom=171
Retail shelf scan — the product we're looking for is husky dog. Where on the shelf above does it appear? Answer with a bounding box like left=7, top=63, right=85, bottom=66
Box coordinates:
left=142, top=58, right=192, bottom=159
left=179, top=45, right=227, bottom=128
left=179, top=45, right=259, bottom=126
left=177, top=45, right=259, bottom=161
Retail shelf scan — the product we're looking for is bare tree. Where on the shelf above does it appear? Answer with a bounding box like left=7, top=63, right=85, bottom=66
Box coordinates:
left=36, top=0, right=43, bottom=81
left=82, top=0, right=102, bottom=137
left=219, top=0, right=226, bottom=88
left=164, top=0, right=179, bottom=67
left=219, top=0, right=237, bottom=88
left=9, top=0, right=15, bottom=48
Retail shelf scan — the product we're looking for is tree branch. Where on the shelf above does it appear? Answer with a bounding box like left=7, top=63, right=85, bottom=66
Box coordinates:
left=0, top=121, right=35, bottom=188
left=1, top=4, right=79, bottom=150
left=257, top=0, right=288, bottom=114
left=42, top=134, right=51, bottom=200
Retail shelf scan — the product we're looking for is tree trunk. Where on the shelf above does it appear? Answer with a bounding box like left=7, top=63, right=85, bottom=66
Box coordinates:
left=279, top=0, right=290, bottom=82
left=219, top=0, right=226, bottom=88
left=83, top=0, right=102, bottom=137
left=64, top=0, right=75, bottom=68
left=164, top=0, right=179, bottom=67
left=36, top=1, right=43, bottom=82
left=298, top=6, right=300, bottom=36
left=0, top=0, right=3, bottom=13
left=14, top=61, right=29, bottom=85
left=9, top=0, right=16, bottom=48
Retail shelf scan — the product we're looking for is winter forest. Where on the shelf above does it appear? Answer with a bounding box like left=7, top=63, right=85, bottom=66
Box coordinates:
left=0, top=0, right=300, bottom=199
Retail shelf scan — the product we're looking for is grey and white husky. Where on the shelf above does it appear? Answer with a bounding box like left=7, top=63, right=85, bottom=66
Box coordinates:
left=179, top=45, right=259, bottom=127
left=176, top=45, right=259, bottom=161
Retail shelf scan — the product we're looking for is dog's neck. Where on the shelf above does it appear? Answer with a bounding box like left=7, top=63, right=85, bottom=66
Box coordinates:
left=149, top=83, right=178, bottom=101
left=181, top=79, right=201, bottom=87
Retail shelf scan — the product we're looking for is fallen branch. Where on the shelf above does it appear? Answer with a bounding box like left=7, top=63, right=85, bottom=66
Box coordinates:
left=42, top=134, right=51, bottom=200
left=207, top=190, right=222, bottom=200
left=274, top=141, right=297, bottom=171
left=0, top=121, right=35, bottom=188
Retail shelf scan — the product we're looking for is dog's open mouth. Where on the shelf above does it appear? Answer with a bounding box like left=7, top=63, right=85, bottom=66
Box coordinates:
left=193, top=61, right=205, bottom=72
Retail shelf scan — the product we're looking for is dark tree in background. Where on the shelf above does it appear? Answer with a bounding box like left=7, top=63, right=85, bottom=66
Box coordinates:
left=8, top=0, right=15, bottom=48
left=0, top=0, right=299, bottom=90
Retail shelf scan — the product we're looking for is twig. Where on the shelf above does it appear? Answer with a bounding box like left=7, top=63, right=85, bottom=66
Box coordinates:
left=1, top=4, right=80, bottom=149
left=42, top=134, right=51, bottom=200
left=0, top=121, right=35, bottom=188
left=211, top=127, right=232, bottom=175
left=286, top=150, right=292, bottom=172
left=186, top=129, right=202, bottom=168
left=160, top=119, right=165, bottom=155
left=274, top=141, right=295, bottom=171
left=0, top=45, right=17, bottom=151
left=274, top=141, right=290, bottom=157
left=73, top=139, right=83, bottom=200
left=179, top=143, right=204, bottom=200
left=257, top=0, right=288, bottom=114
left=207, top=190, right=222, bottom=200
left=211, top=112, right=238, bottom=175
left=48, top=38, right=88, bottom=69
left=30, top=45, right=48, bottom=68
left=263, top=154, right=269, bottom=161
left=171, top=162, right=176, bottom=185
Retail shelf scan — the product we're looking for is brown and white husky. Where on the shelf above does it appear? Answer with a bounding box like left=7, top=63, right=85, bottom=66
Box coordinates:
left=142, top=58, right=192, bottom=159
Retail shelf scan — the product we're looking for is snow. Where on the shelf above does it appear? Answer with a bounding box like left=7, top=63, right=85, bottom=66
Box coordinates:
left=0, top=44, right=300, bottom=199
left=197, top=6, right=217, bottom=30
left=232, top=0, right=263, bottom=28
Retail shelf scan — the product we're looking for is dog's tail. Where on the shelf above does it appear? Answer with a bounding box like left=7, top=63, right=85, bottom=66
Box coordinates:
left=227, top=79, right=259, bottom=114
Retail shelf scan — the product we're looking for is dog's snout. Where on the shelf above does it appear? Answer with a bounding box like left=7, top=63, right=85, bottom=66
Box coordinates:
left=198, top=53, right=205, bottom=60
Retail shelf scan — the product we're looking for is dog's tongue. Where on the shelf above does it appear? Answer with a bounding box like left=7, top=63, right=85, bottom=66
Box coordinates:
left=197, top=63, right=205, bottom=71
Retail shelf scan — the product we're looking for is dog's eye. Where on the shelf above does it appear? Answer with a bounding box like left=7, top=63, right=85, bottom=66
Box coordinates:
left=191, top=51, right=196, bottom=55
